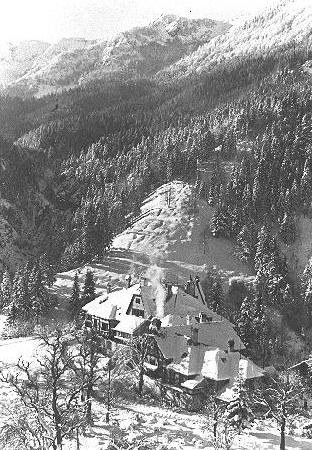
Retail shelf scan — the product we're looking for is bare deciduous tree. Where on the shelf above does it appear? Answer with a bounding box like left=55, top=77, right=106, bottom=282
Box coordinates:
left=75, top=327, right=107, bottom=425
left=254, top=371, right=303, bottom=450
left=0, top=327, right=85, bottom=450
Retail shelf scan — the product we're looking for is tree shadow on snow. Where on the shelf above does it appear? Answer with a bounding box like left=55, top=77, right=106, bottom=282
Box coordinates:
left=250, top=431, right=312, bottom=450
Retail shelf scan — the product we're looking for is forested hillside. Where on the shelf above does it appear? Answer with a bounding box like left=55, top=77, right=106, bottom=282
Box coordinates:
left=2, top=0, right=312, bottom=341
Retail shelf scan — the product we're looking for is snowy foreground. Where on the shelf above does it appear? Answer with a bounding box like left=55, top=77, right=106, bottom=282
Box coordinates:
left=0, top=327, right=310, bottom=450
left=67, top=401, right=312, bottom=450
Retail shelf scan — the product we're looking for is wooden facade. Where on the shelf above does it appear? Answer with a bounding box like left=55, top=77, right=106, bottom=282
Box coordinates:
left=84, top=313, right=117, bottom=339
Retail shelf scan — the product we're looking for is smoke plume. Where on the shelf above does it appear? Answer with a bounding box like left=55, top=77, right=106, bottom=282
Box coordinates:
left=145, top=261, right=166, bottom=318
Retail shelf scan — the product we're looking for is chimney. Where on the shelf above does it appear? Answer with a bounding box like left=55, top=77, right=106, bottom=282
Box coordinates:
left=189, top=276, right=195, bottom=298
left=166, top=282, right=173, bottom=300
left=185, top=280, right=191, bottom=295
left=228, top=339, right=235, bottom=352
left=191, top=327, right=199, bottom=346
left=140, top=276, right=148, bottom=287
left=125, top=274, right=132, bottom=289
left=149, top=318, right=162, bottom=335
left=199, top=312, right=206, bottom=323
left=194, top=275, right=200, bottom=295
left=107, top=281, right=112, bottom=294
left=195, top=275, right=205, bottom=305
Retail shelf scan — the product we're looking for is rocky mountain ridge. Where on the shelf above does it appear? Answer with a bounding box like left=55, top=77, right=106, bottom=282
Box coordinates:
left=159, top=0, right=312, bottom=80
left=2, top=15, right=230, bottom=97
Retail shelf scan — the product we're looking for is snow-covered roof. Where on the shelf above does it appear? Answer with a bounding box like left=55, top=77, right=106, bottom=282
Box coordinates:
left=83, top=280, right=222, bottom=324
left=163, top=321, right=245, bottom=352
left=114, top=315, right=146, bottom=334
left=141, top=283, right=221, bottom=319
left=160, top=314, right=188, bottom=327
left=155, top=332, right=188, bottom=362
left=167, top=347, right=263, bottom=386
left=240, top=357, right=263, bottom=380
left=181, top=376, right=205, bottom=390
left=82, top=284, right=141, bottom=320
left=289, top=358, right=312, bottom=371
left=155, top=318, right=244, bottom=374
left=217, top=356, right=264, bottom=402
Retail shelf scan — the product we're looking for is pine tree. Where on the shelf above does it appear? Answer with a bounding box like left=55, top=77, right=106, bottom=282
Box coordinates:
left=7, top=301, right=18, bottom=326
left=255, top=225, right=271, bottom=274
left=237, top=222, right=257, bottom=261
left=81, top=270, right=96, bottom=307
left=210, top=276, right=224, bottom=314
left=0, top=270, right=12, bottom=308
left=38, top=253, right=55, bottom=287
left=237, top=295, right=255, bottom=352
left=301, top=159, right=312, bottom=212
left=202, top=271, right=225, bottom=314
left=12, top=268, right=31, bottom=321
left=304, top=278, right=312, bottom=326
left=226, top=370, right=251, bottom=434
left=252, top=287, right=273, bottom=367
left=280, top=212, right=296, bottom=244
left=28, top=264, right=49, bottom=321
left=210, top=206, right=230, bottom=238
left=69, top=273, right=81, bottom=318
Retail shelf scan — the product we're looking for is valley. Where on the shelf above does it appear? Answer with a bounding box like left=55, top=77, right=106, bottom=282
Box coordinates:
left=1, top=1, right=312, bottom=449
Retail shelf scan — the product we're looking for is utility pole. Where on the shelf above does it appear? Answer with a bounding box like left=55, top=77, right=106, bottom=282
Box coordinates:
left=76, top=428, right=80, bottom=450
left=106, top=357, right=111, bottom=423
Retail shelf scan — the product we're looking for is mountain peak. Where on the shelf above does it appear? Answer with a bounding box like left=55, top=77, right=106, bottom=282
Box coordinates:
left=152, top=14, right=182, bottom=26
left=160, top=0, right=312, bottom=80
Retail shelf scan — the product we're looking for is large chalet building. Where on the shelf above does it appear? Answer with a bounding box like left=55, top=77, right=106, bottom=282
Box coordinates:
left=82, top=275, right=263, bottom=410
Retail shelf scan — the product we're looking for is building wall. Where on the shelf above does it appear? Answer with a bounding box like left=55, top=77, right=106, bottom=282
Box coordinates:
left=127, top=294, right=145, bottom=317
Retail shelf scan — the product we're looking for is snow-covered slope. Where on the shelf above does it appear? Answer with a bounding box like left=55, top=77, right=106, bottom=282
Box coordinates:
left=4, top=15, right=230, bottom=97
left=51, top=181, right=253, bottom=305
left=160, top=0, right=312, bottom=80
left=0, top=40, right=49, bottom=87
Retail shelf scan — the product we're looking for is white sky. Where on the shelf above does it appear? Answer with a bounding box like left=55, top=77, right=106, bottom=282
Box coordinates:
left=0, top=0, right=281, bottom=44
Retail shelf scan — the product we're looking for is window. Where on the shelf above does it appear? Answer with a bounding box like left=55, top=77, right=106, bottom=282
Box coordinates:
left=148, top=355, right=157, bottom=366
left=135, top=297, right=141, bottom=304
left=132, top=309, right=144, bottom=317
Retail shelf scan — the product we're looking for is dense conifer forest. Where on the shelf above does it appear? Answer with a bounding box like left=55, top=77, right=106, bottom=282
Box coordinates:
left=2, top=34, right=312, bottom=350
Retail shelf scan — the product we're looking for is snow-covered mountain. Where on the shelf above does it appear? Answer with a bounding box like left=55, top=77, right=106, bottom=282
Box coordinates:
left=4, top=15, right=230, bottom=97
left=0, top=40, right=49, bottom=87
left=160, top=0, right=312, bottom=80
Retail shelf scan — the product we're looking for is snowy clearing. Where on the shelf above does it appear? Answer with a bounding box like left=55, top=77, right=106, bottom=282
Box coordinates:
left=60, top=400, right=312, bottom=450
left=51, top=181, right=254, bottom=308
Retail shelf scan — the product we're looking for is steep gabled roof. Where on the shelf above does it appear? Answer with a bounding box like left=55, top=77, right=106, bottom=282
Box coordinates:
left=162, top=321, right=244, bottom=352
left=82, top=284, right=141, bottom=320
left=83, top=279, right=223, bottom=324
left=155, top=332, right=188, bottom=362
left=167, top=347, right=263, bottom=384
left=289, top=358, right=312, bottom=372
left=140, top=283, right=222, bottom=319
